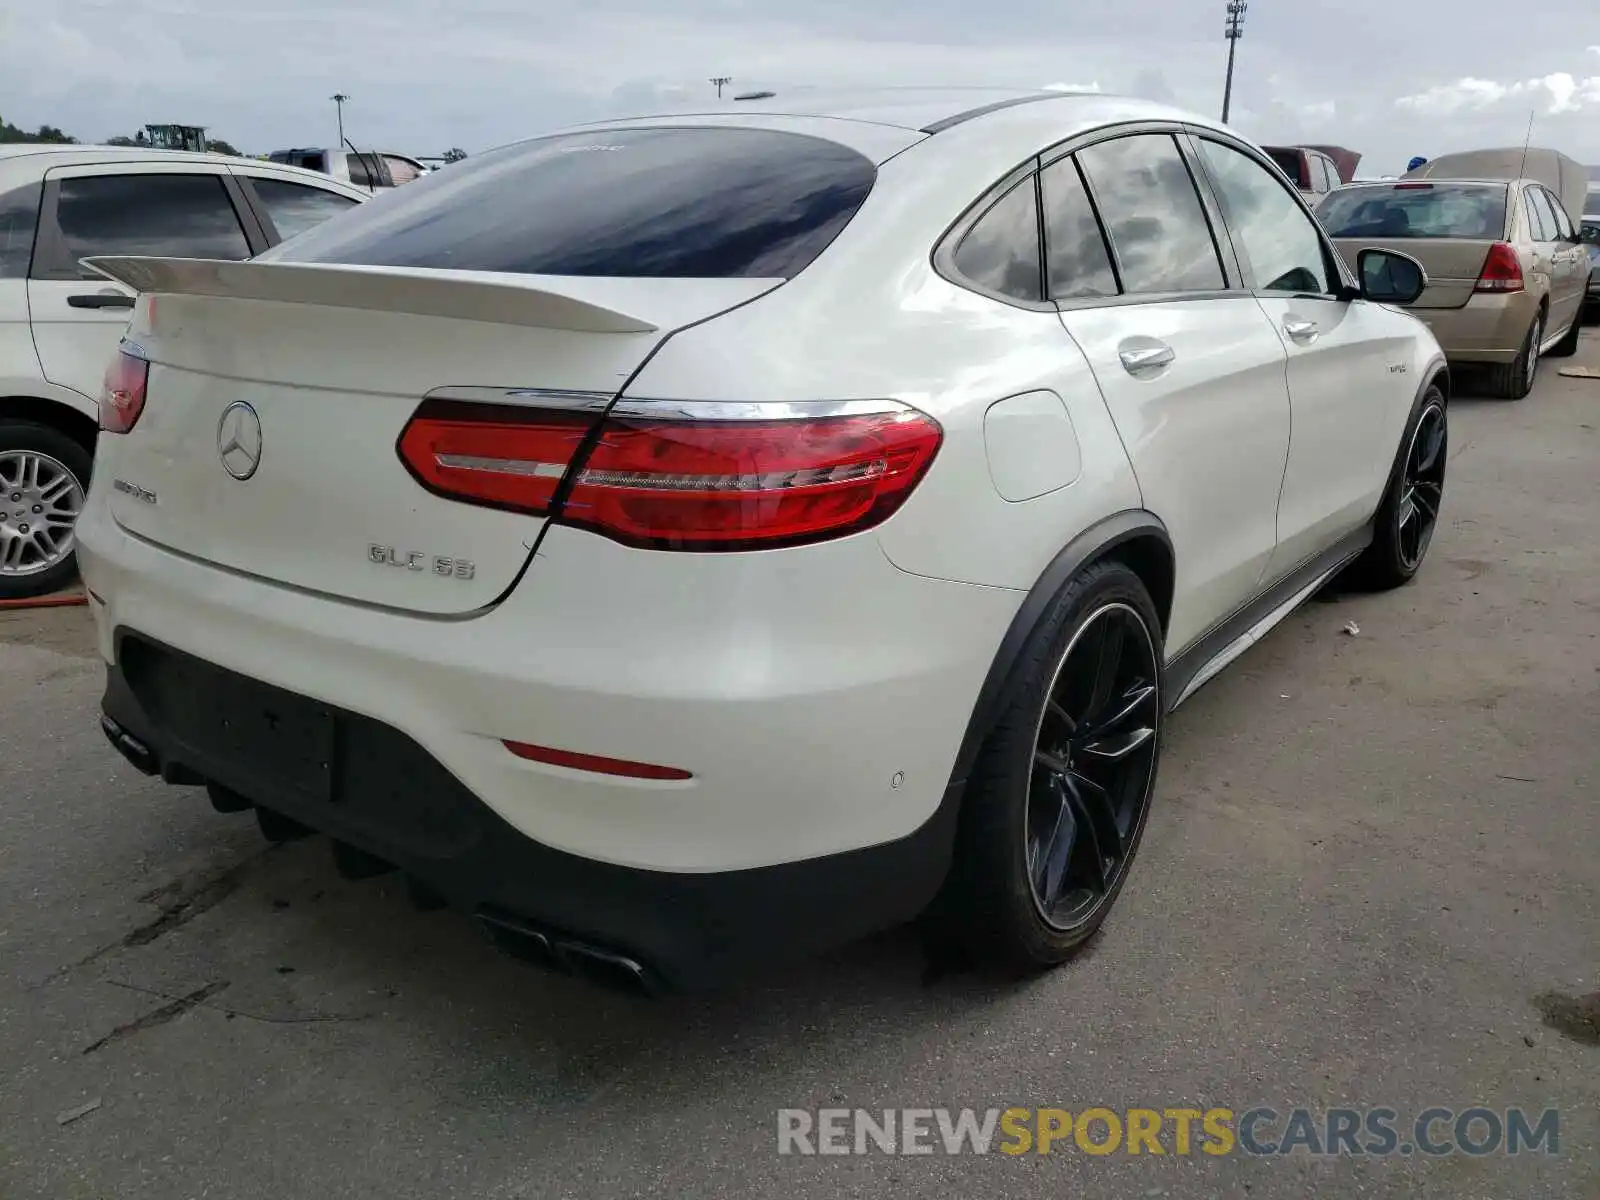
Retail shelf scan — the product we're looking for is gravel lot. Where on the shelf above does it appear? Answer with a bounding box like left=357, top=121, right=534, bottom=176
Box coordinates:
left=2, top=332, right=1596, bottom=1199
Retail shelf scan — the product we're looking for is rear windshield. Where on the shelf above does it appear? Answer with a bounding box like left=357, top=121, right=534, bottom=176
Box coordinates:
left=1317, top=184, right=1508, bottom=239
left=269, top=126, right=878, bottom=279
left=1266, top=149, right=1303, bottom=183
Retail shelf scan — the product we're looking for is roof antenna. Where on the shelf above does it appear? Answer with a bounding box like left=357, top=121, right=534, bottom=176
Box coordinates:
left=1517, top=108, right=1535, bottom=180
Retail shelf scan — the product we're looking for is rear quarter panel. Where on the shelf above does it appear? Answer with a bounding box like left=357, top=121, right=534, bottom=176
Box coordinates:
left=624, top=140, right=1144, bottom=596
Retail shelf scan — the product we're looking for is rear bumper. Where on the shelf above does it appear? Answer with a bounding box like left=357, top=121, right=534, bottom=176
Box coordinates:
left=97, top=646, right=964, bottom=993
left=1410, top=291, right=1539, bottom=364
left=76, top=494, right=1024, bottom=989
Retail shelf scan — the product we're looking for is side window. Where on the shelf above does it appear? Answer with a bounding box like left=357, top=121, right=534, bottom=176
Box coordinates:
left=1039, top=157, right=1118, bottom=299
left=383, top=156, right=423, bottom=186
left=1524, top=188, right=1555, bottom=242
left=951, top=177, right=1043, bottom=302
left=1544, top=189, right=1574, bottom=240
left=1195, top=138, right=1333, bottom=295
left=1075, top=134, right=1226, bottom=294
left=1315, top=156, right=1337, bottom=194
left=345, top=154, right=375, bottom=188
left=0, top=182, right=41, bottom=279
left=249, top=178, right=361, bottom=241
left=52, top=174, right=252, bottom=275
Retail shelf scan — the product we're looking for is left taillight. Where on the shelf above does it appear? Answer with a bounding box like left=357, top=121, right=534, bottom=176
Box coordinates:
left=396, top=399, right=943, bottom=552
left=99, top=345, right=149, bottom=434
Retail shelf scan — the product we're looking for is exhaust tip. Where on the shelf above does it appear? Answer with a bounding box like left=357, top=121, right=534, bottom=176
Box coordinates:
left=100, top=715, right=158, bottom=775
left=474, top=909, right=659, bottom=996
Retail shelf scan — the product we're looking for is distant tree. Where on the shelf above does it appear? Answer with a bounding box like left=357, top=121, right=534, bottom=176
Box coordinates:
left=442, top=147, right=467, bottom=163
left=107, top=135, right=138, bottom=147
left=0, top=118, right=77, bottom=144
left=207, top=138, right=242, bottom=156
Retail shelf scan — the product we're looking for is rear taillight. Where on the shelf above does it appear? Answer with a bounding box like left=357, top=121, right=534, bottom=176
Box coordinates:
left=397, top=399, right=943, bottom=551
left=1474, top=242, right=1525, bottom=293
left=99, top=345, right=149, bottom=434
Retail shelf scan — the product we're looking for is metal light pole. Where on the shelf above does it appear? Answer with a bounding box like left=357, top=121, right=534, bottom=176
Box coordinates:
left=331, top=93, right=349, bottom=146
left=1221, top=2, right=1247, bottom=124
left=710, top=76, right=732, bottom=99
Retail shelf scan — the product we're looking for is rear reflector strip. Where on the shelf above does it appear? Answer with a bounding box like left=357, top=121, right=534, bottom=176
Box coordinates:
left=503, top=740, right=694, bottom=781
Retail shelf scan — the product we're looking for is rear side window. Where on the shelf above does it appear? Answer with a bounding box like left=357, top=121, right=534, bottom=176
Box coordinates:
left=0, top=182, right=41, bottom=278
left=952, top=178, right=1042, bottom=302
left=1317, top=184, right=1509, bottom=240
left=1076, top=134, right=1226, bottom=294
left=1039, top=158, right=1117, bottom=299
left=250, top=178, right=361, bottom=241
left=1524, top=188, right=1556, bottom=241
left=1542, top=189, right=1574, bottom=240
left=53, top=174, right=252, bottom=275
left=271, top=127, right=878, bottom=279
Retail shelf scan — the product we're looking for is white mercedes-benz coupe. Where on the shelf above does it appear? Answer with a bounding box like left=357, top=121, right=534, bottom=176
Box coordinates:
left=76, top=88, right=1449, bottom=994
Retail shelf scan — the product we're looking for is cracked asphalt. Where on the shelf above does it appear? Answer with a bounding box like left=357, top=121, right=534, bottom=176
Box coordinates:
left=2, top=330, right=1597, bottom=1199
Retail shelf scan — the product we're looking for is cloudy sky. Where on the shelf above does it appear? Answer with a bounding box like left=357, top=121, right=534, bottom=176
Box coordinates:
left=3, top=0, right=1598, bottom=175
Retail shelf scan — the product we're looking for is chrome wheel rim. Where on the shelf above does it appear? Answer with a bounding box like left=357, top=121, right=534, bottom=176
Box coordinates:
left=1026, top=602, right=1161, bottom=932
left=1525, top=317, right=1542, bottom=389
left=1397, top=402, right=1447, bottom=571
left=0, top=450, right=85, bottom=577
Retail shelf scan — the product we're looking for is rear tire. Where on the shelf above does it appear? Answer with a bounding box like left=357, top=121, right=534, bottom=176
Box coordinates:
left=1546, top=309, right=1581, bottom=358
left=1346, top=382, right=1448, bottom=591
left=0, top=419, right=92, bottom=600
left=932, top=559, right=1164, bottom=974
left=1484, top=311, right=1541, bottom=400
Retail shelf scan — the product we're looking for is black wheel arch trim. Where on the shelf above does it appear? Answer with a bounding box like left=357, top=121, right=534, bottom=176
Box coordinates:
left=944, top=509, right=1173, bottom=794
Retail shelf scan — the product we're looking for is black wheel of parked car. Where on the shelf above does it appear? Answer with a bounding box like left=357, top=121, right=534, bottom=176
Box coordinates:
left=936, top=559, right=1164, bottom=973
left=1545, top=310, right=1582, bottom=358
left=0, top=419, right=92, bottom=601
left=1485, top=311, right=1542, bottom=400
left=1346, top=381, right=1448, bottom=591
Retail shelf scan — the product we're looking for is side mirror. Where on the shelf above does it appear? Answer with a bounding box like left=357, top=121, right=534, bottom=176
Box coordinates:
left=1357, top=248, right=1428, bottom=305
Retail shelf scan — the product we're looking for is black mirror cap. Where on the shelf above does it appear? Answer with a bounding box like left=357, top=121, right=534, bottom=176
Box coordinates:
left=1357, top=247, right=1429, bottom=305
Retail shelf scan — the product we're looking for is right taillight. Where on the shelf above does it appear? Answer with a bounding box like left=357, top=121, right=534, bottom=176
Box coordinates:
left=396, top=399, right=943, bottom=551
left=1474, top=242, right=1525, bottom=293
left=99, top=345, right=149, bottom=434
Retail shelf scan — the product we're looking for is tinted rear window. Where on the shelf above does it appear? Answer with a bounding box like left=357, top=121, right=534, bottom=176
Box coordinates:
left=0, top=182, right=41, bottom=278
left=1266, top=149, right=1303, bottom=184
left=271, top=127, right=878, bottom=279
left=1317, top=184, right=1508, bottom=239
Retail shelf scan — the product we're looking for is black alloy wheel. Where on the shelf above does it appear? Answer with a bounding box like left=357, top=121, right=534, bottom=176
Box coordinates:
left=1025, top=601, right=1162, bottom=932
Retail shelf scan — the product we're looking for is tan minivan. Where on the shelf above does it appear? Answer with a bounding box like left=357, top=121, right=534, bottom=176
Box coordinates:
left=1317, top=154, right=1589, bottom=399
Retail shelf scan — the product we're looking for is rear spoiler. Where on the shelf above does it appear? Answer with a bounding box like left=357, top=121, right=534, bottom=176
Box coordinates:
left=79, top=256, right=665, bottom=334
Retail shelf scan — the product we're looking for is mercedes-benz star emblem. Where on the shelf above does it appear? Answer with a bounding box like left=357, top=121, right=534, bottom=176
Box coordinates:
left=217, top=401, right=263, bottom=481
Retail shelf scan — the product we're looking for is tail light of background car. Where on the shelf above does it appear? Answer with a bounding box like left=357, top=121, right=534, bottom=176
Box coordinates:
left=99, top=345, right=150, bottom=434
left=1474, top=243, right=1525, bottom=293
left=397, top=398, right=943, bottom=551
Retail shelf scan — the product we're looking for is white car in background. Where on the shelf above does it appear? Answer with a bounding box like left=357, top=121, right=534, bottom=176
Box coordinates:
left=0, top=146, right=367, bottom=598
left=78, top=88, right=1448, bottom=994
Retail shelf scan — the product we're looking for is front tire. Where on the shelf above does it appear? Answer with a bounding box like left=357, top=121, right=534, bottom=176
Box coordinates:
left=1347, top=383, right=1447, bottom=591
left=935, top=559, right=1164, bottom=973
left=0, top=419, right=92, bottom=601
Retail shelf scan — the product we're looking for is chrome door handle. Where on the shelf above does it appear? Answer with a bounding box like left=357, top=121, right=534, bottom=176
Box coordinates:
left=1283, top=317, right=1319, bottom=342
left=1118, top=344, right=1175, bottom=373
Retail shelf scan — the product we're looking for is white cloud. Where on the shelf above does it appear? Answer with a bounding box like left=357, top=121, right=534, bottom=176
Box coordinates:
left=1396, top=69, right=1600, bottom=116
